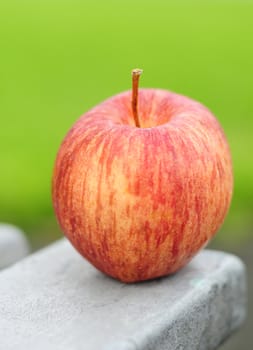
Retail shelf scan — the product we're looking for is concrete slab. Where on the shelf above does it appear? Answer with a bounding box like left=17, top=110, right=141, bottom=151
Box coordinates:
left=0, top=239, right=247, bottom=350
left=0, top=223, right=30, bottom=270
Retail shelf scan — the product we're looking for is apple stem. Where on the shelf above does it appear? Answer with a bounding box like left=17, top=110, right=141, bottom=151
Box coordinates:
left=131, top=68, right=143, bottom=127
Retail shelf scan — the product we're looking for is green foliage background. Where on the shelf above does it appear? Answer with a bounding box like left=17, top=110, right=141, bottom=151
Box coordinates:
left=0, top=0, right=252, bottom=246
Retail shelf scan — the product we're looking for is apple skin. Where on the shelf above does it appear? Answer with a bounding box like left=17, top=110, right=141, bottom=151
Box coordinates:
left=52, top=88, right=233, bottom=283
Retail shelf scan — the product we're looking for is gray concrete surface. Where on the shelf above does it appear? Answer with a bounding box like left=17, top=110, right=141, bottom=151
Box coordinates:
left=212, top=240, right=252, bottom=350
left=0, top=223, right=30, bottom=270
left=0, top=239, right=247, bottom=350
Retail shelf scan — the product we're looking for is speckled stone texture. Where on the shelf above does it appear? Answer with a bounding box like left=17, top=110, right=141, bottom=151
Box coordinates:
left=0, top=223, right=30, bottom=270
left=0, top=239, right=247, bottom=350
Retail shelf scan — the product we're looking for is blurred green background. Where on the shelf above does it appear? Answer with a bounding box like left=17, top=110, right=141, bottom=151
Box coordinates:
left=0, top=0, right=252, bottom=248
left=0, top=1, right=252, bottom=348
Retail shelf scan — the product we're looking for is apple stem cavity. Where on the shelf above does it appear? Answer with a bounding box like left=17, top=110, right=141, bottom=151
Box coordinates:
left=131, top=68, right=143, bottom=128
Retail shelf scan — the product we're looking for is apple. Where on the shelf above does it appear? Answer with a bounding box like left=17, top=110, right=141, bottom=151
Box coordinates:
left=52, top=69, right=233, bottom=283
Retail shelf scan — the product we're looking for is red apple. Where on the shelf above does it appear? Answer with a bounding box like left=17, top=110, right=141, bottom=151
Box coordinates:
left=52, top=69, right=233, bottom=282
